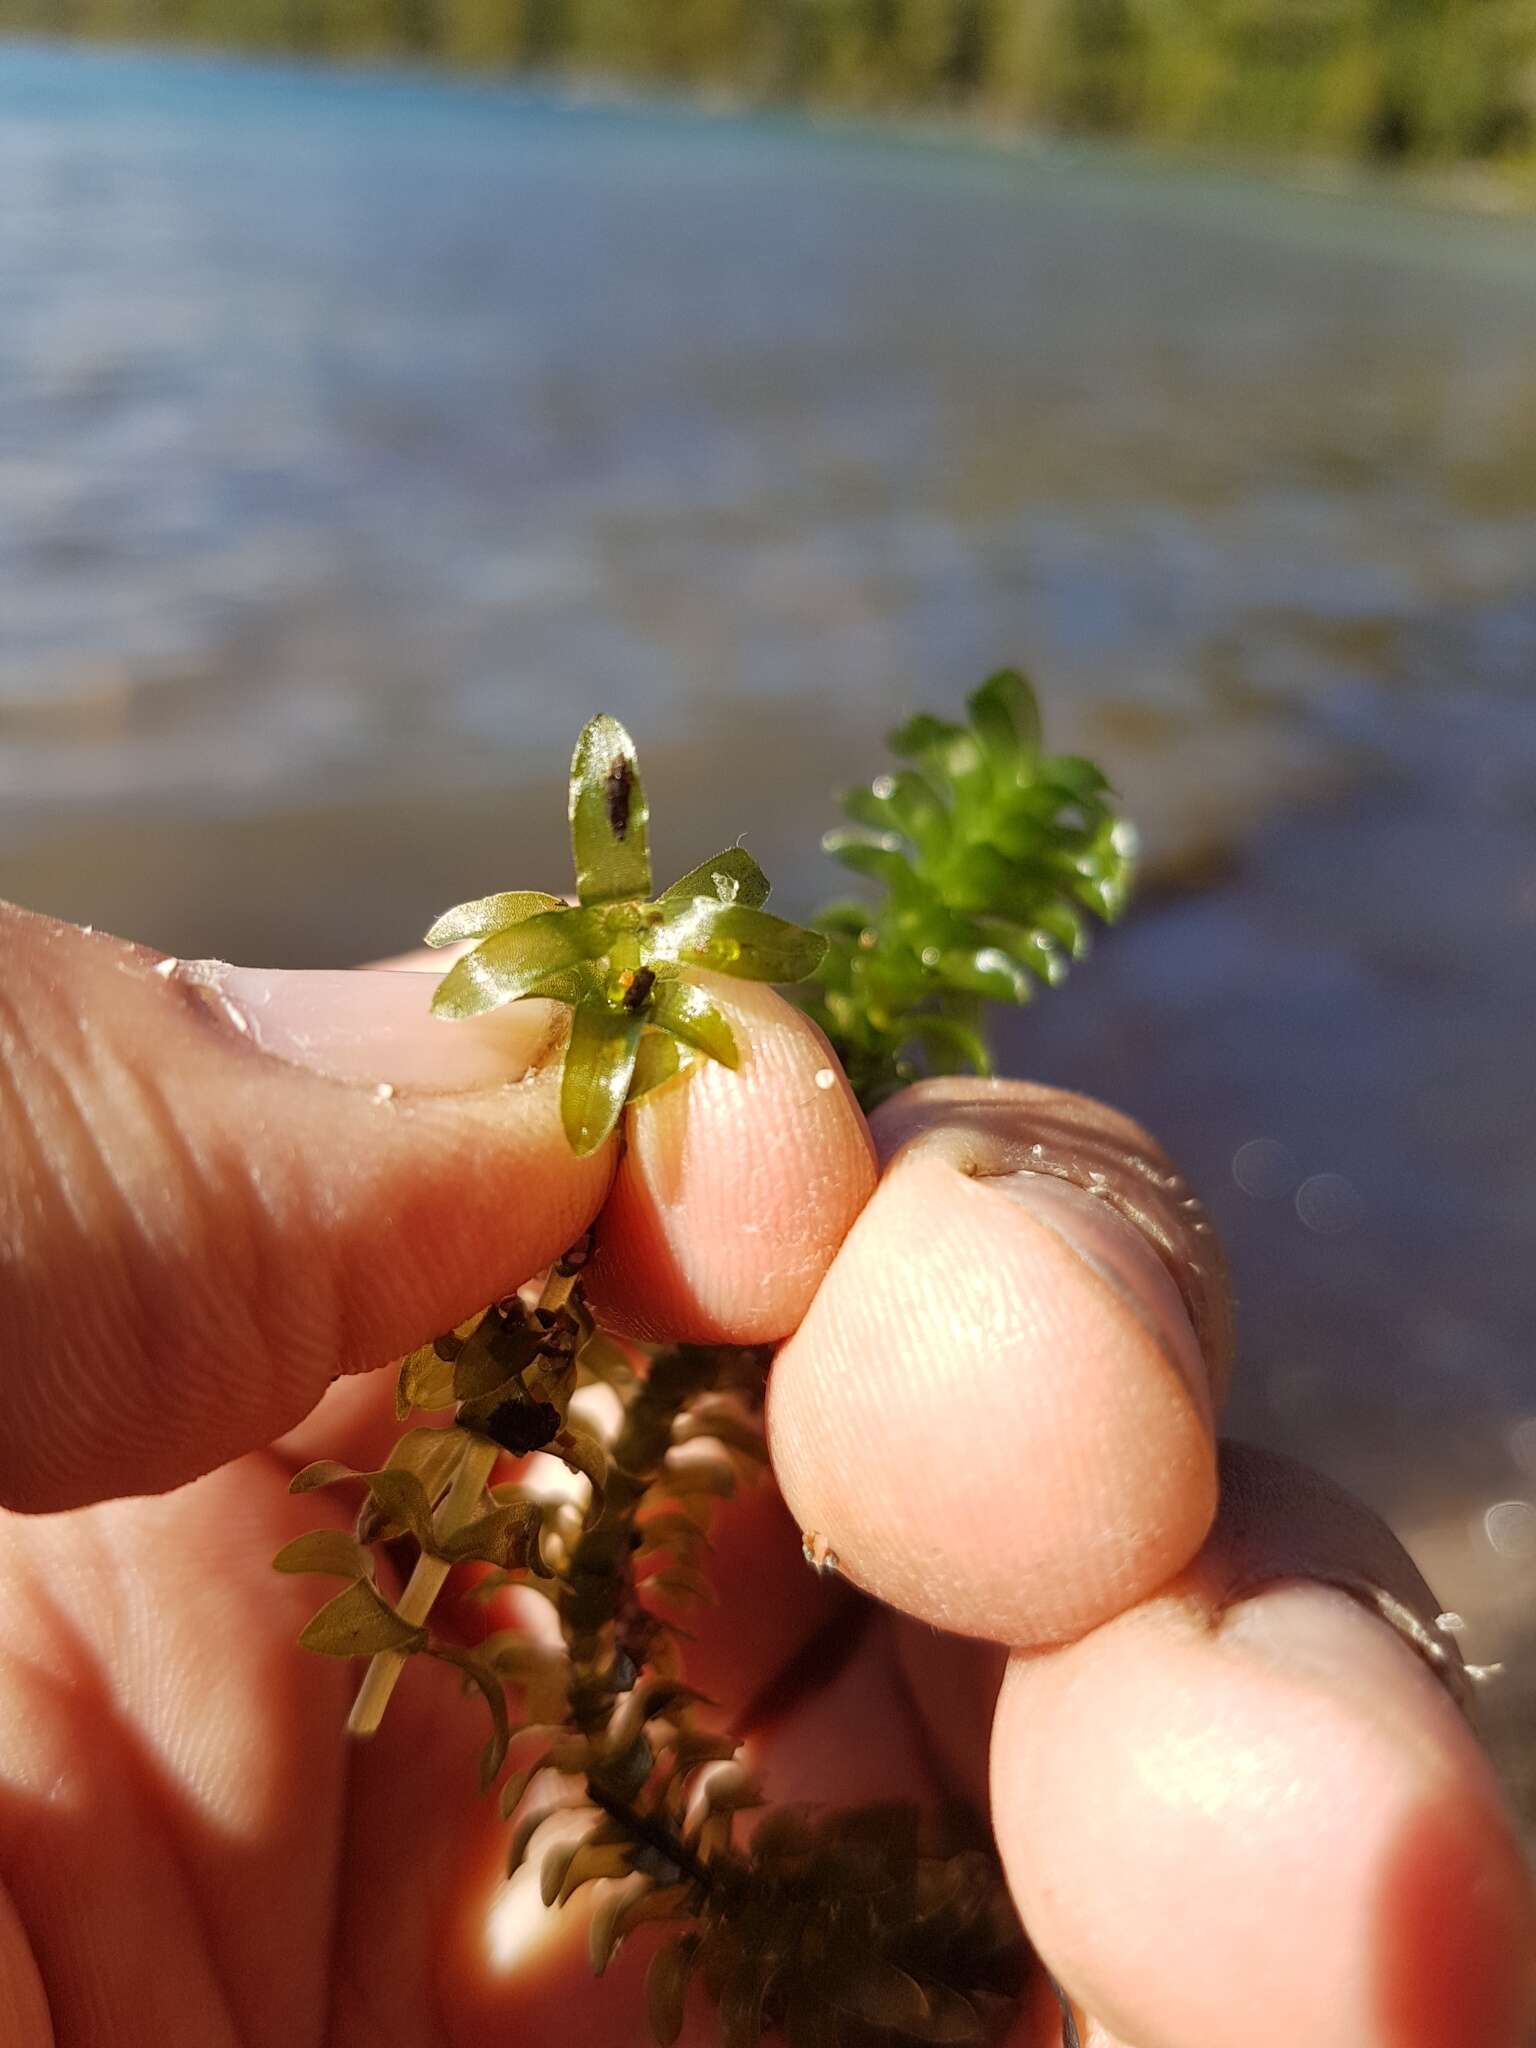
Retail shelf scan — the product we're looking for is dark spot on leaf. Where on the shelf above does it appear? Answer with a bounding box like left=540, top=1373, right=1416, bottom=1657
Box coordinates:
left=478, top=1399, right=561, bottom=1456
left=605, top=755, right=634, bottom=840
left=622, top=966, right=656, bottom=1012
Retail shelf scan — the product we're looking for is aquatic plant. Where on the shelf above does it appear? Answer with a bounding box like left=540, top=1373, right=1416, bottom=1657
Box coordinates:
left=280, top=670, right=1134, bottom=2047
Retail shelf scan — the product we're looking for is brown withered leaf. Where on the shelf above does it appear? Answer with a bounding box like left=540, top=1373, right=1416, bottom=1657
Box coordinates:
left=661, top=1456, right=737, bottom=1502
left=289, top=1459, right=360, bottom=1496
left=427, top=1645, right=511, bottom=1789
left=459, top=1378, right=561, bottom=1456
left=820, top=1959, right=931, bottom=2034
left=384, top=1424, right=469, bottom=1499
left=271, top=1529, right=372, bottom=1581
left=298, top=1580, right=426, bottom=1659
left=672, top=1404, right=767, bottom=1462
left=784, top=1994, right=840, bottom=2048
left=551, top=1425, right=607, bottom=1510
left=555, top=1839, right=632, bottom=1908
left=498, top=1752, right=555, bottom=1821
left=576, top=1330, right=637, bottom=1390
left=719, top=1958, right=771, bottom=2048
left=665, top=1730, right=740, bottom=1776
left=647, top=1562, right=717, bottom=1608
left=358, top=1467, right=437, bottom=1549
left=634, top=1511, right=713, bottom=1560
left=439, top=1500, right=541, bottom=1571
left=646, top=1932, right=700, bottom=2048
left=587, top=1871, right=654, bottom=1977
left=539, top=1829, right=593, bottom=1909
left=506, top=1800, right=586, bottom=1878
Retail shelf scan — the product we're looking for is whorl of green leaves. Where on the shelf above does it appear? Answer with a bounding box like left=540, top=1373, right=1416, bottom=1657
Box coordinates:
left=426, top=713, right=826, bottom=1154
left=803, top=670, right=1136, bottom=1108
left=280, top=682, right=1129, bottom=2047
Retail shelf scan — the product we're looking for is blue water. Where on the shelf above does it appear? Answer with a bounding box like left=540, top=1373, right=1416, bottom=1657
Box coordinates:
left=2, top=41, right=1536, bottom=1797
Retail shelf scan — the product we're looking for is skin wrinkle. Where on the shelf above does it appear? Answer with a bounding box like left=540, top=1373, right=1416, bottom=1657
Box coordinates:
left=870, top=1080, right=1235, bottom=1402
left=0, top=1555, right=249, bottom=2048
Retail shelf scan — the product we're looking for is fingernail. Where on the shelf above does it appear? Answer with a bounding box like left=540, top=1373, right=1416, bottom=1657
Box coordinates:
left=174, top=963, right=562, bottom=1091
left=990, top=1173, right=1212, bottom=1426
left=1218, top=1576, right=1479, bottom=1719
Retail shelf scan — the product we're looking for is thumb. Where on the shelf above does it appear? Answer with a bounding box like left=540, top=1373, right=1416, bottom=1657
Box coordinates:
left=0, top=904, right=612, bottom=1512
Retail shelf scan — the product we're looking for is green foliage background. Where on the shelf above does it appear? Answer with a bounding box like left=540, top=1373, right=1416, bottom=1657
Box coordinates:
left=8, top=0, right=1536, bottom=172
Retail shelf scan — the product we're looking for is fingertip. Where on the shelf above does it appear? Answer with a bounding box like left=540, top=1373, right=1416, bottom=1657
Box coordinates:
left=582, top=975, right=876, bottom=1346
left=767, top=1129, right=1220, bottom=1645
left=991, top=1474, right=1536, bottom=2048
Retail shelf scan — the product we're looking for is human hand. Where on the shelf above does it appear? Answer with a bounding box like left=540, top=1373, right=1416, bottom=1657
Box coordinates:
left=0, top=904, right=1528, bottom=2048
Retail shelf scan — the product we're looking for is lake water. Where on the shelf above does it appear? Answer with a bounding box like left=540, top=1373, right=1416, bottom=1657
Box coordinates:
left=2, top=40, right=1534, bottom=1815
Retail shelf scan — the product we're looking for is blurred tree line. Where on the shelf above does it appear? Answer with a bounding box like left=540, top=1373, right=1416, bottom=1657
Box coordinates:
left=7, top=0, right=1536, bottom=168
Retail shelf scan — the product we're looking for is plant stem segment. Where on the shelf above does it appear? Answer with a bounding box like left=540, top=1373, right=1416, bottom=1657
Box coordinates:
left=348, top=1434, right=499, bottom=1738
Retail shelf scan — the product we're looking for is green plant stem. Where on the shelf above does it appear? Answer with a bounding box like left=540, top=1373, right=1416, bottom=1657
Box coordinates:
left=348, top=1434, right=499, bottom=1737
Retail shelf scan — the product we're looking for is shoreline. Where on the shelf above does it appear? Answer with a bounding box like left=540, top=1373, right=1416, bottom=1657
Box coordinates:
left=5, top=29, right=1534, bottom=222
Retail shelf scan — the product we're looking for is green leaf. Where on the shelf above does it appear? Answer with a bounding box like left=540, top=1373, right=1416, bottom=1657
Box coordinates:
left=821, top=827, right=918, bottom=895
left=427, top=1645, right=511, bottom=1789
left=424, top=891, right=564, bottom=948
left=431, top=908, right=608, bottom=1020
left=840, top=769, right=949, bottom=859
left=298, top=1579, right=426, bottom=1658
left=523, top=963, right=602, bottom=1008
left=559, top=996, right=643, bottom=1156
left=569, top=714, right=651, bottom=906
left=660, top=846, right=770, bottom=911
left=909, top=1013, right=993, bottom=1077
left=271, top=1529, right=371, bottom=1580
left=646, top=1933, right=699, bottom=2047
left=647, top=980, right=739, bottom=1068
left=935, top=945, right=1032, bottom=1004
left=397, top=1341, right=459, bottom=1414
left=662, top=902, right=826, bottom=985
left=888, top=710, right=985, bottom=791
left=629, top=1031, right=682, bottom=1100
left=968, top=667, right=1040, bottom=762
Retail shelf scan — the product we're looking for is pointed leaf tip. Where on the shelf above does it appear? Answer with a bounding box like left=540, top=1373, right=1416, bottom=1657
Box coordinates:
left=569, top=714, right=652, bottom=906
left=298, top=1579, right=426, bottom=1658
left=660, top=845, right=770, bottom=911
left=663, top=902, right=826, bottom=985
left=648, top=979, right=739, bottom=1068
left=424, top=891, right=565, bottom=949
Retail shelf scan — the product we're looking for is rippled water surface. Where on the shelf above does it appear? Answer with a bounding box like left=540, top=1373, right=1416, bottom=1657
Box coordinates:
left=3, top=40, right=1535, bottom=1813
